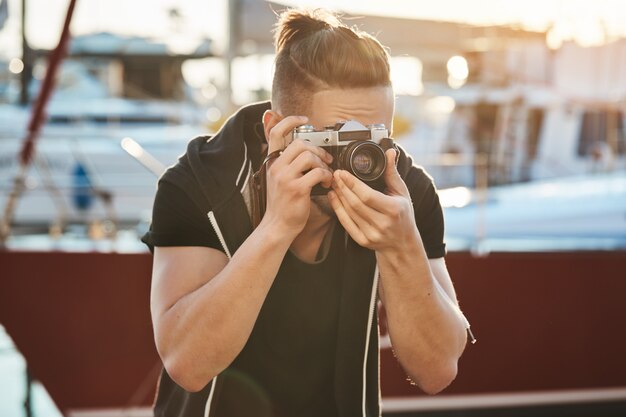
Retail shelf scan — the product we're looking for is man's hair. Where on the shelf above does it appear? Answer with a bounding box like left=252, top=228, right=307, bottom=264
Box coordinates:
left=272, top=9, right=392, bottom=115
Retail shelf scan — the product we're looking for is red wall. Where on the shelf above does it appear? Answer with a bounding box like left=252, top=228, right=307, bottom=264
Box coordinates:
left=1, top=250, right=625, bottom=412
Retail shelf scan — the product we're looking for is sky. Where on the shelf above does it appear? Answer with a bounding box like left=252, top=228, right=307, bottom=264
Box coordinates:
left=0, top=0, right=229, bottom=58
left=1, top=0, right=626, bottom=103
left=2, top=0, right=626, bottom=59
left=278, top=0, right=626, bottom=32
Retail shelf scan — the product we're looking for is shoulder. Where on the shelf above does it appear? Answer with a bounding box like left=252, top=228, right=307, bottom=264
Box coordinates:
left=158, top=137, right=213, bottom=211
left=396, top=144, right=438, bottom=203
left=396, top=147, right=447, bottom=258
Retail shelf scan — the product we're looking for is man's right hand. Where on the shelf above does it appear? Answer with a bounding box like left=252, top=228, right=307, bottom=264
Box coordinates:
left=152, top=116, right=333, bottom=391
left=263, top=115, right=333, bottom=237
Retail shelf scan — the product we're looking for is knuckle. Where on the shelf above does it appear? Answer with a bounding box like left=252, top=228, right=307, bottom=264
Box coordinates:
left=354, top=196, right=371, bottom=210
left=368, top=230, right=382, bottom=243
left=387, top=203, right=402, bottom=218
left=285, top=181, right=298, bottom=194
left=355, top=235, right=368, bottom=246
left=272, top=169, right=287, bottom=185
left=315, top=167, right=330, bottom=181
left=269, top=129, right=286, bottom=143
left=308, top=144, right=325, bottom=158
left=292, top=139, right=306, bottom=150
left=314, top=145, right=326, bottom=157
left=315, top=154, right=328, bottom=169
left=295, top=183, right=308, bottom=196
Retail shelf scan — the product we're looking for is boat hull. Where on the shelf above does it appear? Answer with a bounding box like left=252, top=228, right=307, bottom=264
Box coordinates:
left=1, top=249, right=625, bottom=414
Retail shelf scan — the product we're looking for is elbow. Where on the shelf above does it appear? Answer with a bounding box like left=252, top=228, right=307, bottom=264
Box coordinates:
left=154, top=332, right=213, bottom=392
left=153, top=315, right=246, bottom=392
left=156, top=336, right=223, bottom=393
left=416, top=360, right=458, bottom=395
left=157, top=336, right=241, bottom=393
left=163, top=353, right=218, bottom=393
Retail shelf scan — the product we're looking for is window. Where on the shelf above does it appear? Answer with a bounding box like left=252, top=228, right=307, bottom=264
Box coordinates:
left=577, top=110, right=626, bottom=157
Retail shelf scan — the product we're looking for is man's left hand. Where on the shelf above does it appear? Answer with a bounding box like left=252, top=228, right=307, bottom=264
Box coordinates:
left=328, top=149, right=417, bottom=252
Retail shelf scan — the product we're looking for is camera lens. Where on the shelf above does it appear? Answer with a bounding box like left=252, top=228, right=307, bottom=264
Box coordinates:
left=344, top=141, right=386, bottom=182
left=352, top=150, right=374, bottom=174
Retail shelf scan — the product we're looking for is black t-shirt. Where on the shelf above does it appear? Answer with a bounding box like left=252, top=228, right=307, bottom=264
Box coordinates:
left=145, top=169, right=446, bottom=416
left=148, top=182, right=347, bottom=417
left=227, top=223, right=344, bottom=417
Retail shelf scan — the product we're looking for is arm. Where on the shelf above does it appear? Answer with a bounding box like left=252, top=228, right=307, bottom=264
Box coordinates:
left=376, top=253, right=467, bottom=394
left=151, top=115, right=334, bottom=392
left=328, top=149, right=467, bottom=394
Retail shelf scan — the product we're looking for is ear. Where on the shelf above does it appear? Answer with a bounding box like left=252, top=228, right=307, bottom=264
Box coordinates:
left=262, top=110, right=283, bottom=143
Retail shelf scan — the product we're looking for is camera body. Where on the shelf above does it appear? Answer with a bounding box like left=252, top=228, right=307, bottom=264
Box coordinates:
left=292, top=120, right=396, bottom=195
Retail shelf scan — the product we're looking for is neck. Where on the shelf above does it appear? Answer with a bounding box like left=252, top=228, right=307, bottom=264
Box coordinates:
left=290, top=210, right=334, bottom=263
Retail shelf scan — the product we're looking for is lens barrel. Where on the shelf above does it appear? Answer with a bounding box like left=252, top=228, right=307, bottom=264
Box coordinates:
left=343, top=141, right=386, bottom=182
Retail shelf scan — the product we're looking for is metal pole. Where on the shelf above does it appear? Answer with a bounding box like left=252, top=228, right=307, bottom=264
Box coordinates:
left=0, top=0, right=78, bottom=244
left=19, top=0, right=32, bottom=106
left=23, top=366, right=33, bottom=417
left=226, top=0, right=239, bottom=111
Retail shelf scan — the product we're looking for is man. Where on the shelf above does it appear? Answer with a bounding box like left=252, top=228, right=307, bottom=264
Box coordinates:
left=143, top=8, right=469, bottom=417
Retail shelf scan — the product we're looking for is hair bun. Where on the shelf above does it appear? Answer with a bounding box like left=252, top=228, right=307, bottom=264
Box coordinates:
left=274, top=9, right=340, bottom=53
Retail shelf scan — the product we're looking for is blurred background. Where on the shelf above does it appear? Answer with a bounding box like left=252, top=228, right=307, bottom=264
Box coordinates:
left=0, top=0, right=626, bottom=416
left=1, top=0, right=625, bottom=245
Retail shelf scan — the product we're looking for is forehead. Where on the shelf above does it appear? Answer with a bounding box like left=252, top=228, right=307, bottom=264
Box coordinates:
left=307, top=87, right=394, bottom=128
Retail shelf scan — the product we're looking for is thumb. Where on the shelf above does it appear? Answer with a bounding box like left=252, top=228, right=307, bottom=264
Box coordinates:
left=383, top=148, right=408, bottom=195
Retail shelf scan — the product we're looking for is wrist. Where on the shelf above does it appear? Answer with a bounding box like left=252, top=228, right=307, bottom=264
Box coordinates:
left=257, top=214, right=300, bottom=247
left=380, top=224, right=421, bottom=254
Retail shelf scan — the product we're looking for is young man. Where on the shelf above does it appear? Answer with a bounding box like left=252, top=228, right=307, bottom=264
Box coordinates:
left=143, top=9, right=468, bottom=417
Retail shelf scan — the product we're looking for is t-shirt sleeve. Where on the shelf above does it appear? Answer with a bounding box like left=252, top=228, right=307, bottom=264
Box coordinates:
left=407, top=169, right=447, bottom=259
left=141, top=180, right=222, bottom=252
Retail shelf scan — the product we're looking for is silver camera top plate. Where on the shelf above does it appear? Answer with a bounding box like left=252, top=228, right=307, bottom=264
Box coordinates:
left=292, top=120, right=388, bottom=147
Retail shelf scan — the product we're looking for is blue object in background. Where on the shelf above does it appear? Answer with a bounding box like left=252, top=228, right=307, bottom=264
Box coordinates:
left=71, top=162, right=94, bottom=211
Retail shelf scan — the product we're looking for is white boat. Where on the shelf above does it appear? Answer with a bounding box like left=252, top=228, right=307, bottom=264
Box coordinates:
left=1, top=33, right=214, bottom=231
left=440, top=171, right=626, bottom=251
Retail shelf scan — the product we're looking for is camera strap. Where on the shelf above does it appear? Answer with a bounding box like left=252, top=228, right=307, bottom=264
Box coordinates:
left=251, top=149, right=282, bottom=228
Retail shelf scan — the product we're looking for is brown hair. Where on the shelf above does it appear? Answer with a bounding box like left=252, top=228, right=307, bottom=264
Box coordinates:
left=272, top=9, right=391, bottom=115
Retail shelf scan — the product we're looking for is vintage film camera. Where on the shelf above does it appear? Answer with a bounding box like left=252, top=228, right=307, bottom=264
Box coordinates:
left=292, top=120, right=397, bottom=195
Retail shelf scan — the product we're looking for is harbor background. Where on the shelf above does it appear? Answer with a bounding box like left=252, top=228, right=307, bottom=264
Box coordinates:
left=1, top=0, right=626, bottom=416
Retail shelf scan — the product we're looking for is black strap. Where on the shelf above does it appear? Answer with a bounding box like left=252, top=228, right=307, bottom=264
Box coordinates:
left=251, top=150, right=282, bottom=228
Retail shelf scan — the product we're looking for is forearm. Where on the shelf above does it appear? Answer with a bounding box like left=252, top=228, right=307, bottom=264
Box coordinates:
left=377, top=231, right=466, bottom=393
left=327, top=150, right=467, bottom=392
left=156, top=217, right=293, bottom=390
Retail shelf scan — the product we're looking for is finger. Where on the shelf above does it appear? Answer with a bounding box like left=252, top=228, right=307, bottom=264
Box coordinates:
left=331, top=177, right=382, bottom=240
left=333, top=171, right=386, bottom=224
left=279, top=139, right=333, bottom=167
left=383, top=149, right=409, bottom=196
left=335, top=170, right=389, bottom=213
left=267, top=115, right=309, bottom=154
left=281, top=139, right=333, bottom=165
left=299, top=167, right=334, bottom=190
left=327, top=191, right=368, bottom=246
left=287, top=149, right=332, bottom=177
